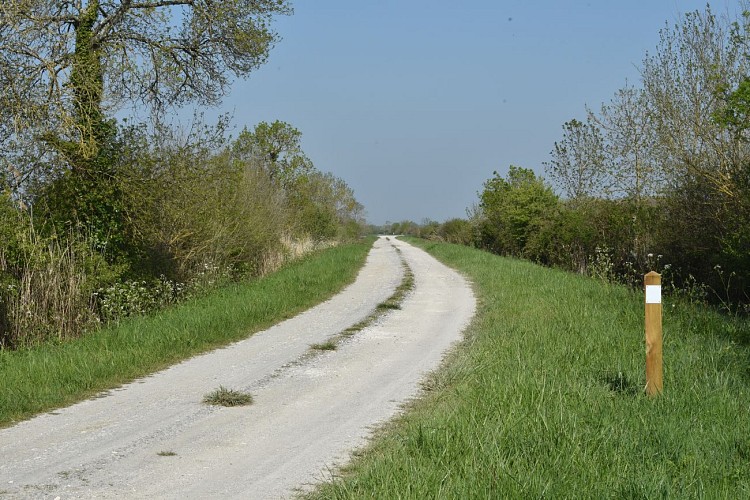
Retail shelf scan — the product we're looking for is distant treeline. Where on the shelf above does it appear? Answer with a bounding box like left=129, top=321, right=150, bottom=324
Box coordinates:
left=383, top=5, right=750, bottom=313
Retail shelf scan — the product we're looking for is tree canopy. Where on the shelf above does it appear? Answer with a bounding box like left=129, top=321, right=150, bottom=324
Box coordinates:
left=0, top=0, right=292, bottom=186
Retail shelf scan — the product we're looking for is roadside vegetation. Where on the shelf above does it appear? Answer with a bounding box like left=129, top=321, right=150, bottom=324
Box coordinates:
left=0, top=117, right=366, bottom=349
left=375, top=5, right=750, bottom=316
left=0, top=2, right=366, bottom=349
left=0, top=238, right=373, bottom=427
left=309, top=239, right=750, bottom=498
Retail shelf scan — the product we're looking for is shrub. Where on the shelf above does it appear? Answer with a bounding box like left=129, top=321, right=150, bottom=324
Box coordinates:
left=437, top=218, right=474, bottom=246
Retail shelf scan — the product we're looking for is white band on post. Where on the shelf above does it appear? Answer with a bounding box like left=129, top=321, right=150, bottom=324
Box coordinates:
left=646, top=285, right=661, bottom=304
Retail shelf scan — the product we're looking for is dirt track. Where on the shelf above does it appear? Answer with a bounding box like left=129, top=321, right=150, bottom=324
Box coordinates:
left=0, top=237, right=475, bottom=499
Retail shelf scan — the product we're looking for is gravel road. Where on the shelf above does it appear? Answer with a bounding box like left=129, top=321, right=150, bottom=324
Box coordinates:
left=0, top=237, right=475, bottom=499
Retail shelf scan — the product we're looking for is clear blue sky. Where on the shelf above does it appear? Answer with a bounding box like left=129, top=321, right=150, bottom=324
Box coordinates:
left=195, top=1, right=741, bottom=225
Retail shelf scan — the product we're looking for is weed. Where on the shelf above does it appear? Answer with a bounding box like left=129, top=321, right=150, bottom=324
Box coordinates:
left=310, top=340, right=337, bottom=351
left=342, top=320, right=369, bottom=337
left=157, top=451, right=177, bottom=457
left=202, top=386, right=253, bottom=407
left=376, top=301, right=401, bottom=310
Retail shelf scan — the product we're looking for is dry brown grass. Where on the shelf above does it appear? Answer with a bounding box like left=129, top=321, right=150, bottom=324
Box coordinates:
left=2, top=226, right=98, bottom=348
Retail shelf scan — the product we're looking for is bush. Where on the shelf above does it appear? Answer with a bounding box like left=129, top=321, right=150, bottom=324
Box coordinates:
left=1, top=117, right=366, bottom=349
left=476, top=166, right=559, bottom=257
left=437, top=218, right=474, bottom=246
left=94, top=277, right=186, bottom=322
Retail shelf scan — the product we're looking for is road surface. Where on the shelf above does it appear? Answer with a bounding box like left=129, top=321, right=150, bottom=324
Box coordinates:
left=0, top=237, right=475, bottom=499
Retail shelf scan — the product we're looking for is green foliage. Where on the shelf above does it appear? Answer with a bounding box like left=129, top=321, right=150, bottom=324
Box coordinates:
left=286, top=170, right=365, bottom=242
left=36, top=127, right=137, bottom=264
left=0, top=0, right=366, bottom=348
left=508, top=4, right=750, bottom=311
left=437, top=218, right=474, bottom=245
left=715, top=77, right=750, bottom=138
left=232, top=120, right=314, bottom=188
left=477, top=166, right=559, bottom=257
left=1, top=0, right=292, bottom=188
left=0, top=114, right=365, bottom=348
left=94, top=278, right=186, bottom=323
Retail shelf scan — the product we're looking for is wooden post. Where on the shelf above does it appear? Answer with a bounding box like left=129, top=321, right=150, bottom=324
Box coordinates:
left=645, top=271, right=663, bottom=396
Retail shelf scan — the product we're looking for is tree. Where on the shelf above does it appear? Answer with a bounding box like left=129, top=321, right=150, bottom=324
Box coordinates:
left=287, top=171, right=364, bottom=240
left=593, top=86, right=662, bottom=203
left=640, top=5, right=749, bottom=200
left=0, top=0, right=292, bottom=184
left=641, top=5, right=750, bottom=302
left=232, top=120, right=313, bottom=188
left=478, top=166, right=559, bottom=257
left=545, top=118, right=607, bottom=201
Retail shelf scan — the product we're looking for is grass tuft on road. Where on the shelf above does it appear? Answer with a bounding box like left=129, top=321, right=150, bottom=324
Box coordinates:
left=203, top=386, right=253, bottom=407
left=0, top=238, right=375, bottom=428
left=308, top=238, right=750, bottom=498
left=310, top=340, right=338, bottom=351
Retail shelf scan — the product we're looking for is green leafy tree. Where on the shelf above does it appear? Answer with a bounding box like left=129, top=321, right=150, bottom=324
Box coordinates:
left=478, top=166, right=559, bottom=257
left=232, top=120, right=313, bottom=188
left=0, top=0, right=292, bottom=186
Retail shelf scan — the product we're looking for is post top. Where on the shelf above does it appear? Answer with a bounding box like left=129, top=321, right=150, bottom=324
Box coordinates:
left=645, top=270, right=662, bottom=286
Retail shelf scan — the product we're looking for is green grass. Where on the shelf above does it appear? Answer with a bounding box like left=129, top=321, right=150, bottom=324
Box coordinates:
left=202, top=386, right=253, bottom=407
left=310, top=340, right=338, bottom=351
left=308, top=238, right=750, bottom=498
left=0, top=238, right=375, bottom=428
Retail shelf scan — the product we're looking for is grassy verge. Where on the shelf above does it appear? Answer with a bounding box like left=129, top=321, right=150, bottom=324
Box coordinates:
left=309, top=239, right=750, bottom=498
left=0, top=238, right=375, bottom=428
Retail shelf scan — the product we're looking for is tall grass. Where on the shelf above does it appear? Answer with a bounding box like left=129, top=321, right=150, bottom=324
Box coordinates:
left=309, top=239, right=750, bottom=498
left=0, top=238, right=374, bottom=427
left=0, top=226, right=101, bottom=348
left=259, top=234, right=336, bottom=276
left=0, top=213, right=345, bottom=349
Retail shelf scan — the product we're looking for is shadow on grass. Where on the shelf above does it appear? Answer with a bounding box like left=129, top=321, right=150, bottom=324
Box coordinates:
left=599, top=371, right=641, bottom=396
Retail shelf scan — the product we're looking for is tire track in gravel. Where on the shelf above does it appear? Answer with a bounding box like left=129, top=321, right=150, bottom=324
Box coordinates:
left=0, top=237, right=475, bottom=499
